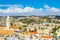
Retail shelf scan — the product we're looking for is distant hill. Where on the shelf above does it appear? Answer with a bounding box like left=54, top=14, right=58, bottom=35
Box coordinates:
left=55, top=16, right=60, bottom=19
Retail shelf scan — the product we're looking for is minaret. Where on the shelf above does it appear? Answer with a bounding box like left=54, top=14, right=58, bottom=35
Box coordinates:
left=6, top=16, right=11, bottom=30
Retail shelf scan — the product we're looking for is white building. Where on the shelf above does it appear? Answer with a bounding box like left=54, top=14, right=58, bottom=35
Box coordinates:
left=56, top=29, right=60, bottom=36
left=6, top=16, right=11, bottom=30
left=6, top=37, right=19, bottom=40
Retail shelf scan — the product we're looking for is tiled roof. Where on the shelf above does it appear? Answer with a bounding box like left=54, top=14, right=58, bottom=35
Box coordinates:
left=12, top=26, right=20, bottom=29
left=40, top=36, right=53, bottom=38
left=28, top=31, right=37, bottom=35
left=0, top=30, right=14, bottom=35
left=23, top=31, right=37, bottom=35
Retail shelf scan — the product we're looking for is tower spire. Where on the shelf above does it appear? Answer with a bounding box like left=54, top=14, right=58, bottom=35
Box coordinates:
left=6, top=16, right=11, bottom=30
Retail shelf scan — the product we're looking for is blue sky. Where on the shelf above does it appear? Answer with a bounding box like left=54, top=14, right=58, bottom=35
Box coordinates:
left=0, top=0, right=60, bottom=8
left=0, top=0, right=60, bottom=16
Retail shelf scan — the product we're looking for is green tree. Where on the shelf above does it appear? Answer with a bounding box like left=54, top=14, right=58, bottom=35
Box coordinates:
left=52, top=26, right=60, bottom=36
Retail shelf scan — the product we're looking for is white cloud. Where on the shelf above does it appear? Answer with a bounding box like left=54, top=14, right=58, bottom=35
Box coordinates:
left=0, top=5, right=36, bottom=13
left=50, top=7, right=60, bottom=12
left=24, top=7, right=34, bottom=12
left=0, top=4, right=60, bottom=15
left=44, top=5, right=50, bottom=9
left=44, top=5, right=60, bottom=13
left=6, top=7, right=35, bottom=13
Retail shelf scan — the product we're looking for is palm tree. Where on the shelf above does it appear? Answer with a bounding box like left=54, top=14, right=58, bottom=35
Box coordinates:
left=52, top=26, right=60, bottom=37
